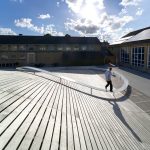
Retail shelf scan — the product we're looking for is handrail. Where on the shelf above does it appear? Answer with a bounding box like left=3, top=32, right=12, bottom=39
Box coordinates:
left=16, top=66, right=129, bottom=96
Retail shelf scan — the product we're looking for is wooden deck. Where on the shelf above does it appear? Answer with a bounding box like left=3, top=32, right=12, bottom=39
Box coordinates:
left=0, top=70, right=150, bottom=150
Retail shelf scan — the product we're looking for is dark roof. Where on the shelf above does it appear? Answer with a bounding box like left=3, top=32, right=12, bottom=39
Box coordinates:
left=0, top=35, right=101, bottom=45
left=122, top=26, right=150, bottom=38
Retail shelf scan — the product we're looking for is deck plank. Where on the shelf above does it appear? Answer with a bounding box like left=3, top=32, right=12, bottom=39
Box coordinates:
left=29, top=82, right=57, bottom=150
left=0, top=70, right=150, bottom=150
left=40, top=84, right=61, bottom=150
left=59, top=85, right=67, bottom=150
left=0, top=80, right=49, bottom=149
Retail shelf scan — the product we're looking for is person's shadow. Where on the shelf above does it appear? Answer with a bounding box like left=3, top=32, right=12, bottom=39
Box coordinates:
left=109, top=100, right=142, bottom=142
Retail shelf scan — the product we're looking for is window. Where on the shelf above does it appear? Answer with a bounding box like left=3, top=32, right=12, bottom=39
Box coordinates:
left=10, top=45, right=17, bottom=51
left=1, top=54, right=8, bottom=60
left=19, top=45, right=26, bottom=51
left=132, top=47, right=144, bottom=67
left=66, top=47, right=71, bottom=51
left=39, top=47, right=46, bottom=51
left=81, top=46, right=87, bottom=51
left=29, top=47, right=34, bottom=51
left=19, top=54, right=26, bottom=60
left=74, top=47, right=79, bottom=51
left=57, top=47, right=63, bottom=51
left=120, top=47, right=129, bottom=63
left=0, top=45, right=8, bottom=51
left=148, top=47, right=150, bottom=68
left=88, top=45, right=94, bottom=51
left=48, top=45, right=55, bottom=51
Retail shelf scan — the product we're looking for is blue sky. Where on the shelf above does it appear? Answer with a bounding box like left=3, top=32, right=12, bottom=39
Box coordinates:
left=0, top=0, right=149, bottom=42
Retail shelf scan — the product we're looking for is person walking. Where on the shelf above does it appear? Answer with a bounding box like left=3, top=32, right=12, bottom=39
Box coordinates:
left=105, top=67, right=114, bottom=92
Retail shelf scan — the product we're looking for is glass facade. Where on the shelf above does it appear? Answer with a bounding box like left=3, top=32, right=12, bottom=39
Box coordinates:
left=132, top=47, right=144, bottom=67
left=120, top=47, right=129, bottom=63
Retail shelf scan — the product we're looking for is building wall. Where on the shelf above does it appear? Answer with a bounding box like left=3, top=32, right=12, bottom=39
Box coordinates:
left=36, top=52, right=63, bottom=65
left=0, top=44, right=100, bottom=51
left=0, top=43, right=104, bottom=67
left=110, top=43, right=150, bottom=73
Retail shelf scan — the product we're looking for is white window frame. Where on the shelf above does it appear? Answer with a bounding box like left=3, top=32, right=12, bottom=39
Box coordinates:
left=131, top=46, right=145, bottom=67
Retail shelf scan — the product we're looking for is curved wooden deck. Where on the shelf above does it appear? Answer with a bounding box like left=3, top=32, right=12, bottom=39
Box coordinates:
left=0, top=70, right=150, bottom=150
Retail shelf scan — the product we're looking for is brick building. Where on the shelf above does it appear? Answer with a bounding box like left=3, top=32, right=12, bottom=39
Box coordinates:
left=0, top=34, right=111, bottom=67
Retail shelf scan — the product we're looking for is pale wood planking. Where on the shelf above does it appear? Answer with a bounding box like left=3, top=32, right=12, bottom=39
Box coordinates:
left=40, top=84, right=61, bottom=150
left=0, top=71, right=150, bottom=150
left=66, top=86, right=75, bottom=150
left=16, top=82, right=55, bottom=150
left=86, top=92, right=145, bottom=150
left=0, top=80, right=49, bottom=149
left=29, top=82, right=57, bottom=150
left=59, top=84, right=67, bottom=150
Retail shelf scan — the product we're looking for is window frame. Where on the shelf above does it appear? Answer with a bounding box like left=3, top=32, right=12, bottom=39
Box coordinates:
left=120, top=47, right=129, bottom=63
left=131, top=46, right=145, bottom=67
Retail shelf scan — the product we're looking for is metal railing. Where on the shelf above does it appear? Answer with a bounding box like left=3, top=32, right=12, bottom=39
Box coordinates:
left=16, top=66, right=129, bottom=97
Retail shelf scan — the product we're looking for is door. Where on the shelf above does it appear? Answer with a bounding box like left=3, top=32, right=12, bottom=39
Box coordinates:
left=27, top=53, right=35, bottom=64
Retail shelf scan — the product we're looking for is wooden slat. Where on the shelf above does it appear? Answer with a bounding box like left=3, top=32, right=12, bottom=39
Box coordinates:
left=0, top=71, right=150, bottom=150
left=40, top=84, right=61, bottom=150
left=0, top=80, right=50, bottom=149
left=29, top=82, right=57, bottom=150
left=59, top=85, right=67, bottom=150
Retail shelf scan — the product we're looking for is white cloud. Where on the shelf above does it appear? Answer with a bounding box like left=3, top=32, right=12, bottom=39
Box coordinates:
left=119, top=8, right=128, bottom=15
left=120, top=0, right=141, bottom=7
left=65, top=18, right=100, bottom=35
left=65, top=13, right=134, bottom=42
left=15, top=18, right=33, bottom=28
left=65, top=0, right=104, bottom=14
left=14, top=18, right=64, bottom=36
left=0, top=28, right=16, bottom=35
left=56, top=2, right=60, bottom=7
left=64, top=0, right=141, bottom=43
left=37, top=14, right=50, bottom=19
left=44, top=25, right=64, bottom=36
left=136, top=8, right=143, bottom=16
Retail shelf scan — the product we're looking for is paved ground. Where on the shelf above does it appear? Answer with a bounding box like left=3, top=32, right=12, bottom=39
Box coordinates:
left=112, top=67, right=150, bottom=116
left=0, top=68, right=150, bottom=150
left=113, top=67, right=150, bottom=97
left=43, top=66, right=150, bottom=115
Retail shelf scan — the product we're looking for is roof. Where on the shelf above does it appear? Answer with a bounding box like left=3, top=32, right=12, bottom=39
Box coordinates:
left=122, top=26, right=150, bottom=38
left=111, top=36, right=133, bottom=45
left=111, top=27, right=150, bottom=46
left=125, top=29, right=150, bottom=43
left=0, top=35, right=101, bottom=45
